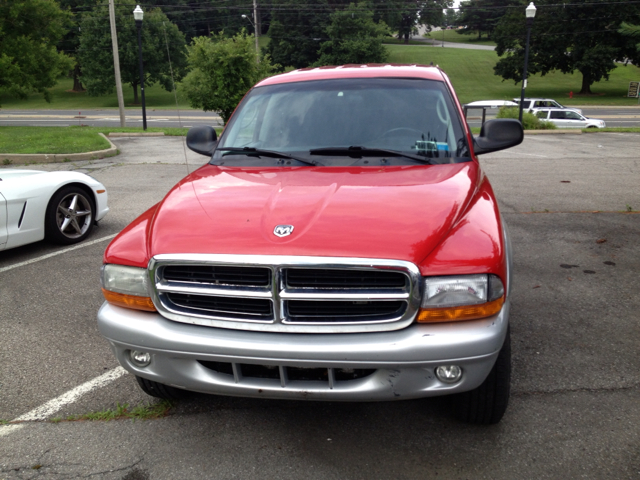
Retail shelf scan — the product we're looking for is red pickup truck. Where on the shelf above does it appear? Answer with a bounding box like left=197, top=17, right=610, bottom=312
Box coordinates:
left=98, top=64, right=523, bottom=424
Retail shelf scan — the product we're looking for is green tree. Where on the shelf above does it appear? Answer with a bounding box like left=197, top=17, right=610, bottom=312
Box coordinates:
left=0, top=0, right=74, bottom=104
left=373, top=0, right=450, bottom=44
left=456, top=0, right=513, bottom=40
left=619, top=22, right=640, bottom=51
left=493, top=0, right=640, bottom=94
left=58, top=0, right=99, bottom=92
left=316, top=3, right=390, bottom=65
left=181, top=31, right=278, bottom=123
left=443, top=8, right=459, bottom=27
left=265, top=0, right=332, bottom=69
left=78, top=2, right=187, bottom=103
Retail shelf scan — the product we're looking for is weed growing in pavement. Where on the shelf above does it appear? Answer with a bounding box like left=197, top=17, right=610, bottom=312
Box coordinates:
left=0, top=419, right=9, bottom=425
left=626, top=204, right=634, bottom=212
left=3, top=159, right=12, bottom=165
left=57, top=400, right=175, bottom=423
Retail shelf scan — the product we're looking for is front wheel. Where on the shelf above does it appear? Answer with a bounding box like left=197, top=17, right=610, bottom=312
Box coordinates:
left=452, top=326, right=511, bottom=424
left=45, top=186, right=95, bottom=245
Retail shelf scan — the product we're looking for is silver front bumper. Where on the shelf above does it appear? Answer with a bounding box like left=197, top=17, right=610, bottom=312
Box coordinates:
left=97, top=301, right=509, bottom=401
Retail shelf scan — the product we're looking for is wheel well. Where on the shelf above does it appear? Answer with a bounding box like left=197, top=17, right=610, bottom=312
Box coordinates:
left=45, top=182, right=97, bottom=226
left=54, top=182, right=95, bottom=205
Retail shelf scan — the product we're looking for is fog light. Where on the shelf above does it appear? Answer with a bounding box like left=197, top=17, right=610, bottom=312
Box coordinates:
left=130, top=350, right=151, bottom=367
left=436, top=365, right=462, bottom=384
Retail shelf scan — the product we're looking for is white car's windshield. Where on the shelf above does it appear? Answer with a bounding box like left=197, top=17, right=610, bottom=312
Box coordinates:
left=213, top=78, right=470, bottom=166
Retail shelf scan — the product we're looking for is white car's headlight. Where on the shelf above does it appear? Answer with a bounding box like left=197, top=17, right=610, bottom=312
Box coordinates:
left=418, top=274, right=505, bottom=323
left=101, top=264, right=156, bottom=311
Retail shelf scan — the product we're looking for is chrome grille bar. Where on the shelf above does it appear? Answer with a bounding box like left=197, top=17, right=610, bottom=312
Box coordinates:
left=149, top=254, right=422, bottom=333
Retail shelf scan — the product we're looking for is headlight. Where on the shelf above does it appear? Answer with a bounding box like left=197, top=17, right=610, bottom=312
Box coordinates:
left=417, top=274, right=504, bottom=323
left=101, top=264, right=156, bottom=311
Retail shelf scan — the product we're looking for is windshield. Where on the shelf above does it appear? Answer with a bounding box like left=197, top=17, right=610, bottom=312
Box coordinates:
left=213, top=78, right=470, bottom=167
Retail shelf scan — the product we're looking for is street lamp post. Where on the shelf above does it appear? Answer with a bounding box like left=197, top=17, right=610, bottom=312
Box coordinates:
left=518, top=2, right=536, bottom=124
left=133, top=5, right=147, bottom=130
left=241, top=14, right=260, bottom=63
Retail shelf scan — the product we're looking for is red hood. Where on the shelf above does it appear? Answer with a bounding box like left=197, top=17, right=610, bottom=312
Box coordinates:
left=147, top=163, right=478, bottom=265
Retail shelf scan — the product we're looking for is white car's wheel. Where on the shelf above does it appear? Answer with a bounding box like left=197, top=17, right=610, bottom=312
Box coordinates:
left=45, top=186, right=95, bottom=245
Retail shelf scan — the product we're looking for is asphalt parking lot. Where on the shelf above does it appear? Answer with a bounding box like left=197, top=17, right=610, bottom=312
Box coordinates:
left=1, top=133, right=639, bottom=479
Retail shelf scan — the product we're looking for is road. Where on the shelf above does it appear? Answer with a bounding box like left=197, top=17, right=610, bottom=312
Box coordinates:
left=0, top=109, right=223, bottom=129
left=1, top=134, right=639, bottom=478
left=2, top=106, right=639, bottom=129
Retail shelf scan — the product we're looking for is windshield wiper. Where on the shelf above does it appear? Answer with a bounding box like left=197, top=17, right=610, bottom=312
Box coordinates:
left=218, top=147, right=320, bottom=166
left=309, top=146, right=433, bottom=164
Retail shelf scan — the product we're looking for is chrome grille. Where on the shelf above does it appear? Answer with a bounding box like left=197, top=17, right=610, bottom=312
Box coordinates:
left=286, top=300, right=406, bottom=321
left=285, top=268, right=407, bottom=289
left=166, top=293, right=273, bottom=320
left=149, top=255, right=422, bottom=333
left=163, top=265, right=270, bottom=287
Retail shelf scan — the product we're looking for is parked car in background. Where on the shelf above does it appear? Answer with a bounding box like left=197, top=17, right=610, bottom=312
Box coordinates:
left=0, top=169, right=109, bottom=251
left=532, top=108, right=606, bottom=129
left=463, top=100, right=519, bottom=125
left=514, top=98, right=582, bottom=115
left=98, top=64, right=524, bottom=424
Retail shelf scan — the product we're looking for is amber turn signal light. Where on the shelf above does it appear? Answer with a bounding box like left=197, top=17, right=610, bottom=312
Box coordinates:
left=417, top=297, right=504, bottom=323
left=102, top=288, right=156, bottom=312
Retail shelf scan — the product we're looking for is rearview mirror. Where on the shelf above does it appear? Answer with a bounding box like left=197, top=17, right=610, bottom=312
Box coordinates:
left=473, top=119, right=524, bottom=155
left=186, top=126, right=218, bottom=156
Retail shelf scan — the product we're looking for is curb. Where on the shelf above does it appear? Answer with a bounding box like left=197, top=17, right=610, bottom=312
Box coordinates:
left=523, top=129, right=582, bottom=135
left=1, top=133, right=119, bottom=165
left=108, top=132, right=165, bottom=137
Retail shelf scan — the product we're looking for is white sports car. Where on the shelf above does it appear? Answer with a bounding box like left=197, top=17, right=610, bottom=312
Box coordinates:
left=0, top=169, right=109, bottom=251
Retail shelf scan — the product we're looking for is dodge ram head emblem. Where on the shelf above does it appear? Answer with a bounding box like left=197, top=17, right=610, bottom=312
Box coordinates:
left=273, top=225, right=294, bottom=237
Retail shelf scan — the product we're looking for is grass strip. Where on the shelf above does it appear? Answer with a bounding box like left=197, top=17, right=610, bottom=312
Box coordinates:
left=0, top=126, right=111, bottom=154
left=0, top=126, right=225, bottom=155
left=50, top=400, right=174, bottom=423
left=0, top=78, right=192, bottom=110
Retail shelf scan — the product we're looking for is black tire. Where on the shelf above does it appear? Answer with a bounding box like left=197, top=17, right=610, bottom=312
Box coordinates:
left=135, top=376, right=190, bottom=400
left=452, top=326, right=511, bottom=424
left=45, top=185, right=95, bottom=245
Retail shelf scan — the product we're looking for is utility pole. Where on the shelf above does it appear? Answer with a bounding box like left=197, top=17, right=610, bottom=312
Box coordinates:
left=253, top=0, right=259, bottom=61
left=109, top=0, right=126, bottom=127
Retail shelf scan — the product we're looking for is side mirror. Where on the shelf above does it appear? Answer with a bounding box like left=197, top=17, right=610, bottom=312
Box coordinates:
left=186, top=126, right=218, bottom=156
left=473, top=119, right=524, bottom=155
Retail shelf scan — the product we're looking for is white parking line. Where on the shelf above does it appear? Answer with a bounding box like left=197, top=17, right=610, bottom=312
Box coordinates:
left=0, top=233, right=118, bottom=273
left=0, top=367, right=128, bottom=437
